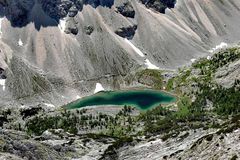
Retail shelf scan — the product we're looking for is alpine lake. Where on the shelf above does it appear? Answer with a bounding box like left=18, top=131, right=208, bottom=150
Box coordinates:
left=63, top=89, right=177, bottom=111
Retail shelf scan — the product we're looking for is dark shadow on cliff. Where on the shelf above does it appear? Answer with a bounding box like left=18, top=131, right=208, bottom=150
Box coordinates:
left=0, top=0, right=115, bottom=30
left=140, top=0, right=176, bottom=13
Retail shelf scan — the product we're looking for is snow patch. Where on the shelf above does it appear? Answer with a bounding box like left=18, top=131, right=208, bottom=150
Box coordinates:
left=58, top=19, right=66, bottom=33
left=94, top=83, right=104, bottom=93
left=137, top=139, right=162, bottom=148
left=76, top=95, right=81, bottom=99
left=20, top=104, right=27, bottom=109
left=145, top=59, right=159, bottom=70
left=0, top=79, right=6, bottom=91
left=125, top=38, right=145, bottom=57
left=44, top=140, right=69, bottom=146
left=18, top=39, right=23, bottom=46
left=207, top=56, right=211, bottom=60
left=191, top=59, right=196, bottom=63
left=43, top=103, right=55, bottom=108
left=209, top=42, right=228, bottom=53
left=43, top=130, right=52, bottom=136
left=124, top=39, right=160, bottom=70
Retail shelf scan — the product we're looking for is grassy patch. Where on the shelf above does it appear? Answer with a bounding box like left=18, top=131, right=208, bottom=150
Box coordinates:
left=136, top=69, right=163, bottom=89
left=166, top=77, right=174, bottom=91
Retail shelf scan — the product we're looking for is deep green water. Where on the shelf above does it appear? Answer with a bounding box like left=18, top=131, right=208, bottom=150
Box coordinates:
left=63, top=90, right=176, bottom=110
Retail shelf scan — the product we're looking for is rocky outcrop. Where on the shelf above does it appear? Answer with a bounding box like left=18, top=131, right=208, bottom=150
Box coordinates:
left=0, top=128, right=112, bottom=160
left=0, top=115, right=8, bottom=127
left=3, top=0, right=35, bottom=26
left=65, top=17, right=78, bottom=35
left=39, top=0, right=115, bottom=20
left=20, top=107, right=42, bottom=119
left=215, top=59, right=240, bottom=88
left=115, top=25, right=137, bottom=39
left=0, top=67, right=6, bottom=79
left=39, top=0, right=77, bottom=20
left=116, top=128, right=240, bottom=160
left=84, top=25, right=94, bottom=35
left=116, top=1, right=135, bottom=18
left=140, top=0, right=176, bottom=13
left=0, top=130, right=64, bottom=160
left=2, top=120, right=238, bottom=160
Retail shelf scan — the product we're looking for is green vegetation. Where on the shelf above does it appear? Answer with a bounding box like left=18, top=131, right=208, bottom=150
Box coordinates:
left=193, top=47, right=240, bottom=78
left=231, top=155, right=238, bottom=160
left=170, top=47, right=240, bottom=115
left=188, top=47, right=240, bottom=116
left=103, top=106, right=137, bottom=137
left=136, top=69, right=163, bottom=89
left=139, top=96, right=206, bottom=137
left=138, top=46, right=240, bottom=139
left=26, top=111, right=78, bottom=135
left=166, top=77, right=174, bottom=91
left=32, top=74, right=51, bottom=93
left=26, top=105, right=137, bottom=138
left=79, top=56, right=238, bottom=139
left=195, top=84, right=240, bottom=116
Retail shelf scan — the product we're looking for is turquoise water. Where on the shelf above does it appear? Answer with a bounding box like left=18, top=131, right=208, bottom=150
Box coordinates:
left=63, top=90, right=176, bottom=111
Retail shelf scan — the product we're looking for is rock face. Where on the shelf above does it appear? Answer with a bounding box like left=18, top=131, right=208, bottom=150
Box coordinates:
left=65, top=17, right=79, bottom=35
left=0, top=128, right=112, bottom=160
left=3, top=0, right=35, bottom=26
left=0, top=0, right=240, bottom=105
left=0, top=129, right=64, bottom=160
left=84, top=25, right=94, bottom=35
left=215, top=59, right=240, bottom=88
left=118, top=129, right=240, bottom=160
left=140, top=0, right=176, bottom=13
left=116, top=1, right=135, bottom=18
left=115, top=25, right=137, bottom=39
left=0, top=67, right=6, bottom=79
